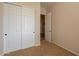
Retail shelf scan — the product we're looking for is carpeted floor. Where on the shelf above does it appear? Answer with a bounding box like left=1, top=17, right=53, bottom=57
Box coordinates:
left=4, top=40, right=76, bottom=56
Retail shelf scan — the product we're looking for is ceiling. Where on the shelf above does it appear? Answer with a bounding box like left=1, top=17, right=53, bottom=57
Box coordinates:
left=41, top=2, right=55, bottom=8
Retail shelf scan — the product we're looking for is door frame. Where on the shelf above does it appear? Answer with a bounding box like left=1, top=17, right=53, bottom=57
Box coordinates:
left=40, top=12, right=52, bottom=42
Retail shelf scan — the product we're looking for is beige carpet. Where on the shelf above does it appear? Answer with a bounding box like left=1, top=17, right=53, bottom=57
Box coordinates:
left=4, top=40, right=76, bottom=56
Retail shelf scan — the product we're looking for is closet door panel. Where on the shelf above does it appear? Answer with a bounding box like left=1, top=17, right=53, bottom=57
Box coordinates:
left=22, top=8, right=35, bottom=49
left=3, top=3, right=21, bottom=53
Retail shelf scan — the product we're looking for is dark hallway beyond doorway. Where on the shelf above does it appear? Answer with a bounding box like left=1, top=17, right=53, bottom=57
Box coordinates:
left=40, top=14, right=45, bottom=40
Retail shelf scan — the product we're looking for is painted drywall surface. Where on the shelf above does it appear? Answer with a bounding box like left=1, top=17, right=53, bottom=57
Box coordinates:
left=52, top=3, right=79, bottom=55
left=0, top=3, right=4, bottom=55
left=40, top=7, right=47, bottom=15
left=14, top=2, right=40, bottom=46
left=40, top=5, right=52, bottom=15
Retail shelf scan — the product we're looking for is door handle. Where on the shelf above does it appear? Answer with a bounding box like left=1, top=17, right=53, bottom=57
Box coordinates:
left=5, top=34, right=7, bottom=36
left=33, top=32, right=35, bottom=33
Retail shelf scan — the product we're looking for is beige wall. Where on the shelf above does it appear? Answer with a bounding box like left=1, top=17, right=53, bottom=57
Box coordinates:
left=40, top=4, right=52, bottom=15
left=52, top=3, right=79, bottom=55
left=14, top=2, right=40, bottom=46
left=40, top=7, right=47, bottom=15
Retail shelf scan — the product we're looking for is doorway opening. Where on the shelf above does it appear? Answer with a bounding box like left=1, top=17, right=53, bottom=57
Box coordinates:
left=40, top=14, right=45, bottom=41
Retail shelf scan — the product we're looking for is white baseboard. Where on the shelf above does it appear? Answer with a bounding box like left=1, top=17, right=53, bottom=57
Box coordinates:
left=2, top=44, right=40, bottom=56
left=52, top=41, right=79, bottom=56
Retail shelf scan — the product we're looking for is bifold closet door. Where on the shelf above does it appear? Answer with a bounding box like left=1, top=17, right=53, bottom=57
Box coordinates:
left=0, top=4, right=4, bottom=54
left=22, top=8, right=35, bottom=49
left=3, top=3, right=22, bottom=53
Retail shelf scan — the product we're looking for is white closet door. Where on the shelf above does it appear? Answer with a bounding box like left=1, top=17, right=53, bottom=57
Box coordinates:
left=3, top=3, right=21, bottom=53
left=45, top=12, right=52, bottom=42
left=22, top=7, right=35, bottom=49
left=0, top=5, right=4, bottom=55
